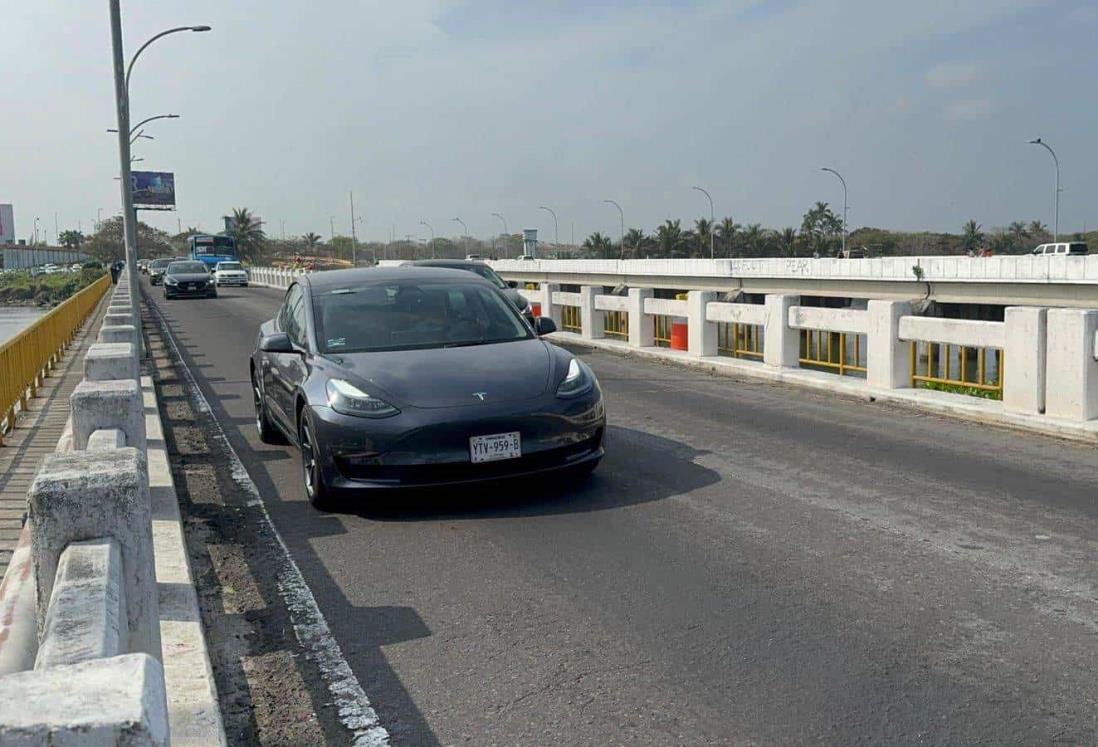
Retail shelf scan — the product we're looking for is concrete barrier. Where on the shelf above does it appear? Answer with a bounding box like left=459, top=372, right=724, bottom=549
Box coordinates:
left=84, top=342, right=139, bottom=382
left=27, top=448, right=160, bottom=660
left=0, top=653, right=168, bottom=746
left=98, top=323, right=138, bottom=345
left=34, top=539, right=125, bottom=670
left=71, top=378, right=146, bottom=450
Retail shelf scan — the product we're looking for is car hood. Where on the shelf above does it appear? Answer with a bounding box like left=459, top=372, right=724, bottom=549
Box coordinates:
left=324, top=338, right=552, bottom=409
left=166, top=273, right=211, bottom=283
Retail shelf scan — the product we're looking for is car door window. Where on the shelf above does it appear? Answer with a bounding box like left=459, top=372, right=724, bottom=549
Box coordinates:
left=284, top=285, right=307, bottom=349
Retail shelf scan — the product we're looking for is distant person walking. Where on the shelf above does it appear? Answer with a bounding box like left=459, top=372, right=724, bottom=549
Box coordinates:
left=110, top=260, right=124, bottom=284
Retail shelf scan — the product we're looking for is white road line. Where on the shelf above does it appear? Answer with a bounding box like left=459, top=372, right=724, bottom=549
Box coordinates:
left=150, top=301, right=391, bottom=747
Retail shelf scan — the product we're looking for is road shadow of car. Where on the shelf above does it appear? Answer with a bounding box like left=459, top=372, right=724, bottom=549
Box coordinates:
left=344, top=425, right=721, bottom=522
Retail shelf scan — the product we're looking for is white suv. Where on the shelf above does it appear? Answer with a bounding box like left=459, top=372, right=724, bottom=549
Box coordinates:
left=212, top=261, right=249, bottom=287
left=1033, top=242, right=1088, bottom=256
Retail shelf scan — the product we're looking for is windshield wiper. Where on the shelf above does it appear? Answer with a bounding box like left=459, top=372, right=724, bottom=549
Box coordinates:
left=443, top=340, right=491, bottom=348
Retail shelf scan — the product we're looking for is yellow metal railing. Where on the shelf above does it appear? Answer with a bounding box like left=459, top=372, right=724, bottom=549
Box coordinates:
left=561, top=306, right=582, bottom=334
left=799, top=330, right=867, bottom=377
left=653, top=315, right=673, bottom=348
left=603, top=310, right=629, bottom=340
left=0, top=274, right=111, bottom=444
left=911, top=341, right=1002, bottom=399
left=717, top=322, right=764, bottom=360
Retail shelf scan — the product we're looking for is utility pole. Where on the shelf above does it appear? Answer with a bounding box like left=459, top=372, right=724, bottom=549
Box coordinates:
left=349, top=191, right=358, bottom=267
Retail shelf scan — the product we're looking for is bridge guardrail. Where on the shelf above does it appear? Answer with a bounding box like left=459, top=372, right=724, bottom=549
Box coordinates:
left=0, top=274, right=111, bottom=445
left=0, top=271, right=224, bottom=745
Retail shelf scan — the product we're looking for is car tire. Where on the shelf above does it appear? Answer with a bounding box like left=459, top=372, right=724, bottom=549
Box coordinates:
left=252, top=373, right=284, bottom=445
left=298, top=411, right=334, bottom=510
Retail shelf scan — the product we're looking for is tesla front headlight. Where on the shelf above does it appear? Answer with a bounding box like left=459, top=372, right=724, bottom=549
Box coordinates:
left=556, top=358, right=594, bottom=398
left=326, top=379, right=399, bottom=418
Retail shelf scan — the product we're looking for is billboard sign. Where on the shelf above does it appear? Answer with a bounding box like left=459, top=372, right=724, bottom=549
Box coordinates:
left=131, top=171, right=175, bottom=207
left=0, top=204, right=13, bottom=244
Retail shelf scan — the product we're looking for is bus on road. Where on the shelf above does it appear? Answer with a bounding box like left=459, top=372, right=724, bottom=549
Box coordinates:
left=187, top=234, right=238, bottom=271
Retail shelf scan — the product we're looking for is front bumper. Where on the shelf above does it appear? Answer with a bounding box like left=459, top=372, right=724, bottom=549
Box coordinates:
left=216, top=275, right=249, bottom=286
left=164, top=283, right=215, bottom=297
left=310, top=392, right=605, bottom=490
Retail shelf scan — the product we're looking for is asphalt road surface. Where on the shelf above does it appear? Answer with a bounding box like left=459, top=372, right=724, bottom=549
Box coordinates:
left=144, top=279, right=1098, bottom=746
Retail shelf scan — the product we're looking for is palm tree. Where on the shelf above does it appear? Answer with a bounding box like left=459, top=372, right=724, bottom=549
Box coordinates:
left=623, top=228, right=646, bottom=259
left=717, top=217, right=741, bottom=257
left=303, top=232, right=322, bottom=248
left=1008, top=221, right=1028, bottom=242
left=228, top=208, right=267, bottom=262
left=694, top=217, right=713, bottom=258
left=777, top=227, right=798, bottom=257
left=58, top=230, right=84, bottom=250
left=742, top=223, right=765, bottom=258
left=582, top=232, right=613, bottom=259
left=655, top=219, right=687, bottom=257
left=960, top=220, right=984, bottom=255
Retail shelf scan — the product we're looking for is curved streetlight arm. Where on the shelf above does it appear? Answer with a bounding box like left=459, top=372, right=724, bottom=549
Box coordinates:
left=691, top=187, right=715, bottom=258
left=491, top=213, right=508, bottom=234
left=126, top=26, right=211, bottom=91
left=130, top=113, right=180, bottom=135
left=820, top=167, right=848, bottom=255
left=538, top=206, right=559, bottom=244
left=603, top=200, right=625, bottom=259
left=1028, top=138, right=1061, bottom=241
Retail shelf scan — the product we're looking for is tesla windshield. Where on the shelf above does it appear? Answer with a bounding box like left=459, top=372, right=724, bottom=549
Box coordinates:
left=313, top=280, right=533, bottom=353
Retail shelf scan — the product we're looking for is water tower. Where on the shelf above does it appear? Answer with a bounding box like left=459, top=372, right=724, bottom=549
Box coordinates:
left=522, top=228, right=538, bottom=259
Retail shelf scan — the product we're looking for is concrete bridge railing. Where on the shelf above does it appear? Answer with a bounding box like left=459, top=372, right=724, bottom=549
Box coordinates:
left=0, top=270, right=222, bottom=745
left=510, top=269, right=1097, bottom=434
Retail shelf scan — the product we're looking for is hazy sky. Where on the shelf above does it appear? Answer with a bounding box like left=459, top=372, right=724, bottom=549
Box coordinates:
left=4, top=0, right=1096, bottom=244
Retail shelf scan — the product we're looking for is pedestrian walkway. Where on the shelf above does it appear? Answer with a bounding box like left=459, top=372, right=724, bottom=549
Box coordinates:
left=0, top=298, right=108, bottom=579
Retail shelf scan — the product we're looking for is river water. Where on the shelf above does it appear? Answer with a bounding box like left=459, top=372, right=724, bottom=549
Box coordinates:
left=0, top=306, right=45, bottom=346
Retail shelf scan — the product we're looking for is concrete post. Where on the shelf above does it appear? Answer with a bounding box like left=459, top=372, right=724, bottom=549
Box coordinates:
left=628, top=288, right=654, bottom=347
left=27, top=448, right=160, bottom=660
left=71, top=379, right=146, bottom=451
left=0, top=653, right=168, bottom=745
left=580, top=286, right=605, bottom=340
left=1003, top=307, right=1047, bottom=415
left=84, top=342, right=138, bottom=382
left=98, top=324, right=138, bottom=346
left=687, top=291, right=718, bottom=357
left=104, top=312, right=134, bottom=328
left=763, top=294, right=800, bottom=368
left=539, top=283, right=562, bottom=328
left=1044, top=309, right=1098, bottom=420
left=867, top=300, right=912, bottom=389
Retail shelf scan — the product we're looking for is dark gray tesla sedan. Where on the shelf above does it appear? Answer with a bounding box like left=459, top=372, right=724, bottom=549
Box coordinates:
left=250, top=267, right=605, bottom=507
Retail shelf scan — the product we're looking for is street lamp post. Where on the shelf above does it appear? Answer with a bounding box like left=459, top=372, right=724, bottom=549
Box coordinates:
left=33, top=217, right=40, bottom=245
left=691, top=186, right=715, bottom=259
left=452, top=218, right=469, bottom=254
left=109, top=5, right=210, bottom=333
left=538, top=206, right=559, bottom=245
left=420, top=221, right=435, bottom=258
left=1028, top=137, right=1061, bottom=242
left=491, top=213, right=508, bottom=257
left=348, top=191, right=358, bottom=267
left=820, top=167, right=848, bottom=257
left=603, top=200, right=624, bottom=259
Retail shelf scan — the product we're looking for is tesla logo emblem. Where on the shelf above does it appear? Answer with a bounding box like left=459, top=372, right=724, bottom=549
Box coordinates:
left=472, top=392, right=487, bottom=401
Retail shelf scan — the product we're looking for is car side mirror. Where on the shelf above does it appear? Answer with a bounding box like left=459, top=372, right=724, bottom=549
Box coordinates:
left=535, top=317, right=557, bottom=336
left=506, top=280, right=518, bottom=288
left=259, top=332, right=295, bottom=353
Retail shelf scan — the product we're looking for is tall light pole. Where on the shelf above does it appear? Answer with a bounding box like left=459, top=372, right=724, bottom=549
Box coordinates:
left=33, top=217, right=40, bottom=245
left=820, top=167, right=848, bottom=257
left=691, top=186, right=715, bottom=259
left=348, top=191, right=358, bottom=267
left=110, top=7, right=210, bottom=327
left=1028, top=137, right=1061, bottom=241
left=329, top=216, right=336, bottom=239
left=538, top=206, right=559, bottom=245
left=603, top=199, right=624, bottom=259
left=491, top=213, right=508, bottom=257
left=97, top=208, right=103, bottom=231
left=452, top=217, right=469, bottom=254
left=420, top=220, right=435, bottom=258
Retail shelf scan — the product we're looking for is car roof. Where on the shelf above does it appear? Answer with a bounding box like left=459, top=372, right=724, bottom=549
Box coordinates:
left=405, top=259, right=489, bottom=268
left=304, top=266, right=495, bottom=292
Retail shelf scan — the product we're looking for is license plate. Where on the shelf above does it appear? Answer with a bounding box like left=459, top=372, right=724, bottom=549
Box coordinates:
left=470, top=432, right=521, bottom=463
